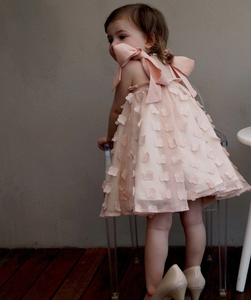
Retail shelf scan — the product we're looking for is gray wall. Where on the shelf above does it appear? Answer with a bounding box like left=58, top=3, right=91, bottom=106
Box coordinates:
left=1, top=0, right=251, bottom=248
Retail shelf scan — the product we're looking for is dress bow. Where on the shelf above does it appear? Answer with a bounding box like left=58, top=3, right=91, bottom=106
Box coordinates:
left=111, top=43, right=196, bottom=103
left=170, top=56, right=197, bottom=97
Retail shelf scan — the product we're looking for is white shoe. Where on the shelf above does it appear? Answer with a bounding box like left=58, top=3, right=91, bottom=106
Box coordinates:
left=151, top=264, right=187, bottom=300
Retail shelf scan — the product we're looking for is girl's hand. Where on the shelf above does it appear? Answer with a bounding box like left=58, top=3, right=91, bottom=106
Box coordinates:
left=98, top=135, right=113, bottom=151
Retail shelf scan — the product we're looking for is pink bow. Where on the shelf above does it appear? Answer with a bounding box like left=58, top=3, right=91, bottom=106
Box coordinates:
left=112, top=44, right=196, bottom=103
left=170, top=56, right=197, bottom=97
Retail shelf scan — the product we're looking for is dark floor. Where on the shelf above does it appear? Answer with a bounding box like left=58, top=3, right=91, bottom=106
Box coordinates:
left=0, top=247, right=250, bottom=300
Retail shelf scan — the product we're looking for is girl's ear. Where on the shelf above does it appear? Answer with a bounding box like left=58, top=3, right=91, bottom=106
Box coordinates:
left=145, top=33, right=156, bottom=49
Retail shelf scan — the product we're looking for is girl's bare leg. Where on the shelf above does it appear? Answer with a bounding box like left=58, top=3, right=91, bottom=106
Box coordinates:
left=180, top=198, right=206, bottom=269
left=144, top=212, right=172, bottom=299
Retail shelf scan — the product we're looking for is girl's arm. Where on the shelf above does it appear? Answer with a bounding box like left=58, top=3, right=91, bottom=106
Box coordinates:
left=107, top=61, right=136, bottom=142
left=107, top=60, right=150, bottom=141
left=98, top=60, right=148, bottom=150
left=97, top=68, right=132, bottom=151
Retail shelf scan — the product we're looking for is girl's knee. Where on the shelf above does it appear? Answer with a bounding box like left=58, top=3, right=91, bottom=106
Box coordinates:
left=182, top=213, right=203, bottom=228
left=147, top=213, right=172, bottom=232
left=180, top=202, right=203, bottom=228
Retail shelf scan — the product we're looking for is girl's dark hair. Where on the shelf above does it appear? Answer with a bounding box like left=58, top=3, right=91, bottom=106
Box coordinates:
left=104, top=3, right=174, bottom=64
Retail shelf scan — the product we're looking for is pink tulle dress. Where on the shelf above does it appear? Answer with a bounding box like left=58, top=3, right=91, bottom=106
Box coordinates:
left=100, top=43, right=250, bottom=217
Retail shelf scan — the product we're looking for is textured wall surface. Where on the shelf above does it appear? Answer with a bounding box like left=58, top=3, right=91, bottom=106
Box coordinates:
left=0, top=0, right=251, bottom=248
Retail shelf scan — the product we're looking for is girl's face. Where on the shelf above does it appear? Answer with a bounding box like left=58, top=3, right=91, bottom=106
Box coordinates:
left=107, top=17, right=149, bottom=61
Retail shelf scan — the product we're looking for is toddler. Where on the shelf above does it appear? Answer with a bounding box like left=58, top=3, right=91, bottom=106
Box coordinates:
left=98, top=4, right=250, bottom=300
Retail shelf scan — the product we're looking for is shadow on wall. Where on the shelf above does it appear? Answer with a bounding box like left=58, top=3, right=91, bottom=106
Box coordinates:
left=0, top=0, right=64, bottom=86
left=0, top=1, right=90, bottom=248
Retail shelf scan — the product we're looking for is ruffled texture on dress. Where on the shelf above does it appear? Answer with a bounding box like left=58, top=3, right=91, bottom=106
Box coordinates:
left=100, top=43, right=251, bottom=217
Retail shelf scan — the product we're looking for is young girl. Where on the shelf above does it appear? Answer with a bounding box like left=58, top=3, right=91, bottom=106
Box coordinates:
left=98, top=4, right=250, bottom=300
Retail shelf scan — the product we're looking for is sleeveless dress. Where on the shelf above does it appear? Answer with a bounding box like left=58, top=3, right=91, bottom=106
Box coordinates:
left=100, top=43, right=250, bottom=217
